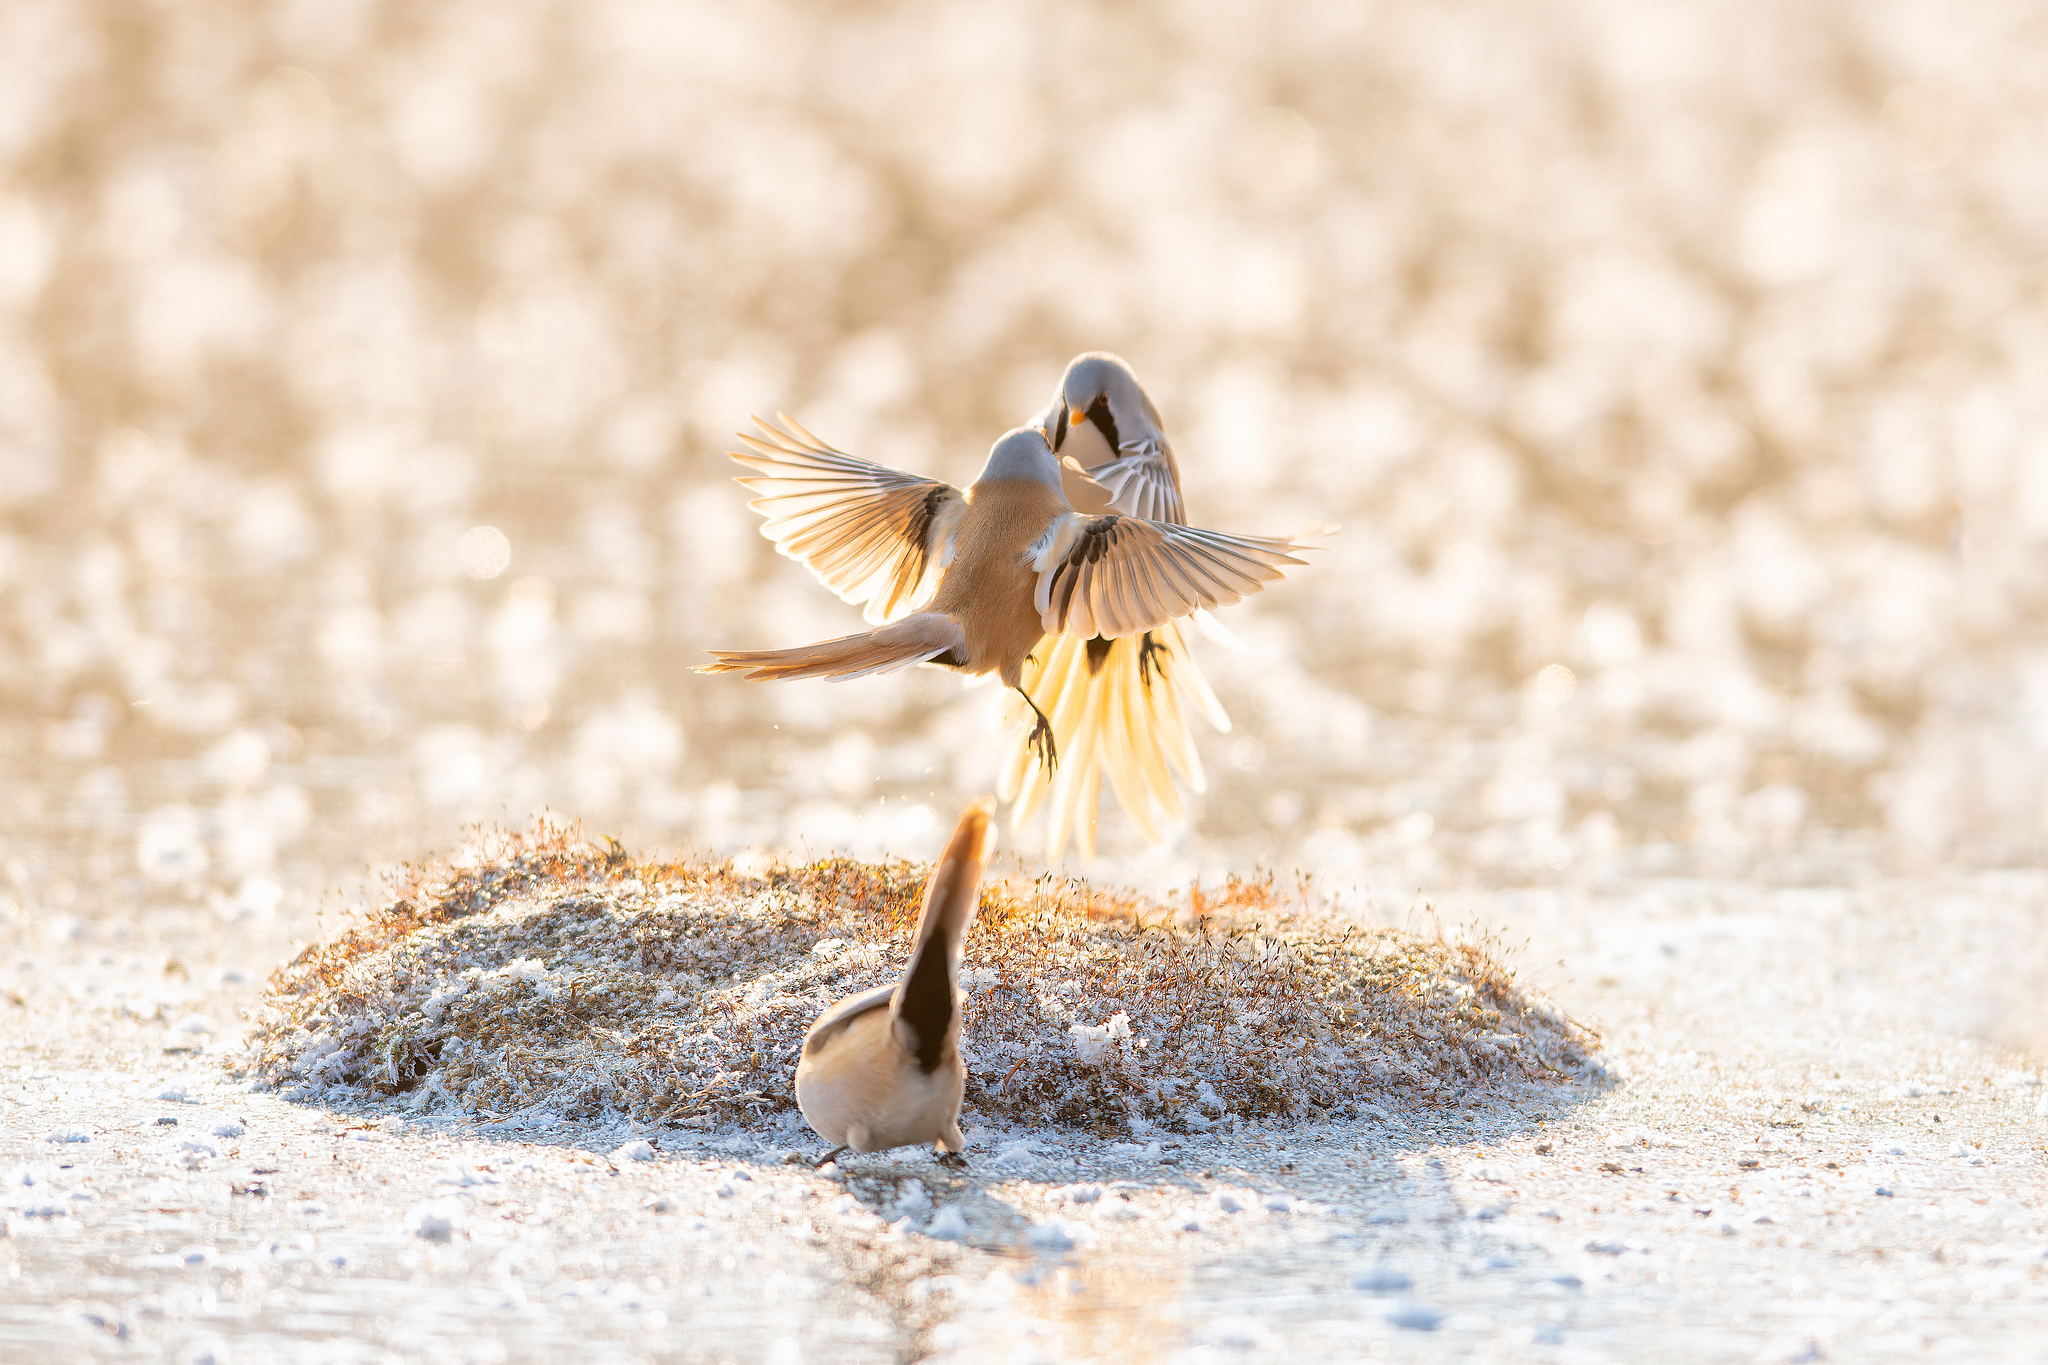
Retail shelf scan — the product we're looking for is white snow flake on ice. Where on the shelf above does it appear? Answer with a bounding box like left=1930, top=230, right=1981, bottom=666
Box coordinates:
left=1198, top=1317, right=1272, bottom=1350
left=1026, top=1219, right=1085, bottom=1254
left=990, top=1139, right=1038, bottom=1169
left=926, top=1205, right=969, bottom=1242
left=1210, top=1189, right=1254, bottom=1215
left=1066, top=1011, right=1132, bottom=1065
left=612, top=1140, right=655, bottom=1162
left=420, top=980, right=470, bottom=1021
left=41, top=1126, right=91, bottom=1144
left=209, top=1120, right=245, bottom=1138
left=1353, top=1268, right=1413, bottom=1294
left=405, top=1200, right=464, bottom=1241
left=1386, top=1301, right=1446, bottom=1331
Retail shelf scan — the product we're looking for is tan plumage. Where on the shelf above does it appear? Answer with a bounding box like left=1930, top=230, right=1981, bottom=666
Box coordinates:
left=701, top=421, right=1312, bottom=780
left=732, top=414, right=965, bottom=625
left=795, top=796, right=995, bottom=1159
left=999, top=353, right=1264, bottom=859
left=695, top=613, right=965, bottom=684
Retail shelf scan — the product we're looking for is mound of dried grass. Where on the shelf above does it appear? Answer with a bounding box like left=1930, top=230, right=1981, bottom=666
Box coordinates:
left=242, top=821, right=1602, bottom=1134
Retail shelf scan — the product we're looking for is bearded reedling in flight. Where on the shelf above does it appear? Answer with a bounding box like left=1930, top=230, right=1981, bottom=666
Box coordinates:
left=699, top=419, right=1313, bottom=779
left=1000, top=351, right=1237, bottom=860
left=792, top=795, right=994, bottom=1167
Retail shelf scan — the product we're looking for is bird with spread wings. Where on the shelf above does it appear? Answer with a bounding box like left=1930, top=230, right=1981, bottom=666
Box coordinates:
left=701, top=403, right=1316, bottom=856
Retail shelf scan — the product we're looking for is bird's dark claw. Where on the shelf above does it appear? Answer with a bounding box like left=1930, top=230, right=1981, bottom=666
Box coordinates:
left=1136, top=631, right=1170, bottom=687
left=1014, top=687, right=1058, bottom=771
left=937, top=1151, right=969, bottom=1171
left=1028, top=715, right=1057, bottom=771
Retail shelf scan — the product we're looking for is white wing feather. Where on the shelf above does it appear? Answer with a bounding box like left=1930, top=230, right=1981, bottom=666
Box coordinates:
left=1033, top=515, right=1309, bottom=640
left=732, top=414, right=964, bottom=624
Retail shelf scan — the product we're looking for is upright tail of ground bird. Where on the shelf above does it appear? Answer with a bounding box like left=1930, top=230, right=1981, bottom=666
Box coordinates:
left=793, top=795, right=994, bottom=1159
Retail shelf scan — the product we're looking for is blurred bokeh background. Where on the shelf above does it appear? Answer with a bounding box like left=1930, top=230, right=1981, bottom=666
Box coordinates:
left=3, top=0, right=2046, bottom=930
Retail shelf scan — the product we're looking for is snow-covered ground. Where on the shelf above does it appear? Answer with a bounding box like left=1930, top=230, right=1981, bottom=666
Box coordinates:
left=4, top=0, right=2048, bottom=1358
left=7, top=871, right=2043, bottom=1363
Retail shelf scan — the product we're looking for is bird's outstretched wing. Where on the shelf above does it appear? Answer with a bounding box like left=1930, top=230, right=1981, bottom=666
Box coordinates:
left=733, top=414, right=966, bottom=624
left=1031, top=515, right=1309, bottom=640
left=1064, top=442, right=1183, bottom=524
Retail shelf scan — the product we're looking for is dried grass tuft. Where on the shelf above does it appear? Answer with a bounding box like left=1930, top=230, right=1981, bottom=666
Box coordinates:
left=241, top=820, right=1603, bottom=1133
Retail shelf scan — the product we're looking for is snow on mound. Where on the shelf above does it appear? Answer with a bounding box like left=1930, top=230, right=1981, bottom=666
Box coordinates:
left=241, top=821, right=1602, bottom=1133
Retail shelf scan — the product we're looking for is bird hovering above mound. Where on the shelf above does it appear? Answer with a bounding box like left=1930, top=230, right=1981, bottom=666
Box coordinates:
left=1001, top=351, right=1236, bottom=860
left=699, top=417, right=1312, bottom=778
left=793, top=795, right=994, bottom=1166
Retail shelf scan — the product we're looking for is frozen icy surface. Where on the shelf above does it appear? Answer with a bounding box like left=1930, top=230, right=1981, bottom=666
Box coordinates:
left=6, top=874, right=2048, bottom=1362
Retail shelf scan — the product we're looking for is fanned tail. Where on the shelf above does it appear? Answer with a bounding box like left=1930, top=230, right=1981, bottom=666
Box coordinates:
left=700, top=612, right=964, bottom=682
left=999, top=618, right=1227, bottom=860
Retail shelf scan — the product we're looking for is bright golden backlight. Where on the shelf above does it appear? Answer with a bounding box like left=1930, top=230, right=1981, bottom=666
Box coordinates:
left=0, top=0, right=2039, bottom=916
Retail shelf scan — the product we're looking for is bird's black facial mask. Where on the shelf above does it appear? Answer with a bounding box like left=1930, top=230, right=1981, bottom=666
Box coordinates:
left=1085, top=394, right=1121, bottom=455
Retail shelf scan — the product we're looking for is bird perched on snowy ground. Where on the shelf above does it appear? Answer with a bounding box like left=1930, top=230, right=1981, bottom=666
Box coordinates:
left=700, top=419, right=1312, bottom=776
left=792, top=795, right=995, bottom=1167
left=1001, top=352, right=1234, bottom=860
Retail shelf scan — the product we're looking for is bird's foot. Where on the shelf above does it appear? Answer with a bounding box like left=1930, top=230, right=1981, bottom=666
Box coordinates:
left=810, top=1145, right=850, bottom=1171
left=937, top=1151, right=970, bottom=1171
left=1013, top=686, right=1059, bottom=771
left=1028, top=716, right=1057, bottom=772
left=1136, top=631, right=1170, bottom=687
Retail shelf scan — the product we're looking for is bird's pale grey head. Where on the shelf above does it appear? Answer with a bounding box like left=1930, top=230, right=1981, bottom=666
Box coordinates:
left=1042, top=351, right=1163, bottom=455
left=974, top=426, right=1064, bottom=489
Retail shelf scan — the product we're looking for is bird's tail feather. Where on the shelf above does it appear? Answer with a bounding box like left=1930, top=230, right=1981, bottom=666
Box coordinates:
left=892, top=796, right=994, bottom=1068
left=699, top=612, right=964, bottom=682
left=907, top=795, right=995, bottom=962
left=1000, top=618, right=1224, bottom=860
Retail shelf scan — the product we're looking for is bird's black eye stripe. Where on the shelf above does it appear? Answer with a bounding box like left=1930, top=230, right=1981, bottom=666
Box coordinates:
left=1088, top=395, right=1121, bottom=454
left=1051, top=404, right=1070, bottom=451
